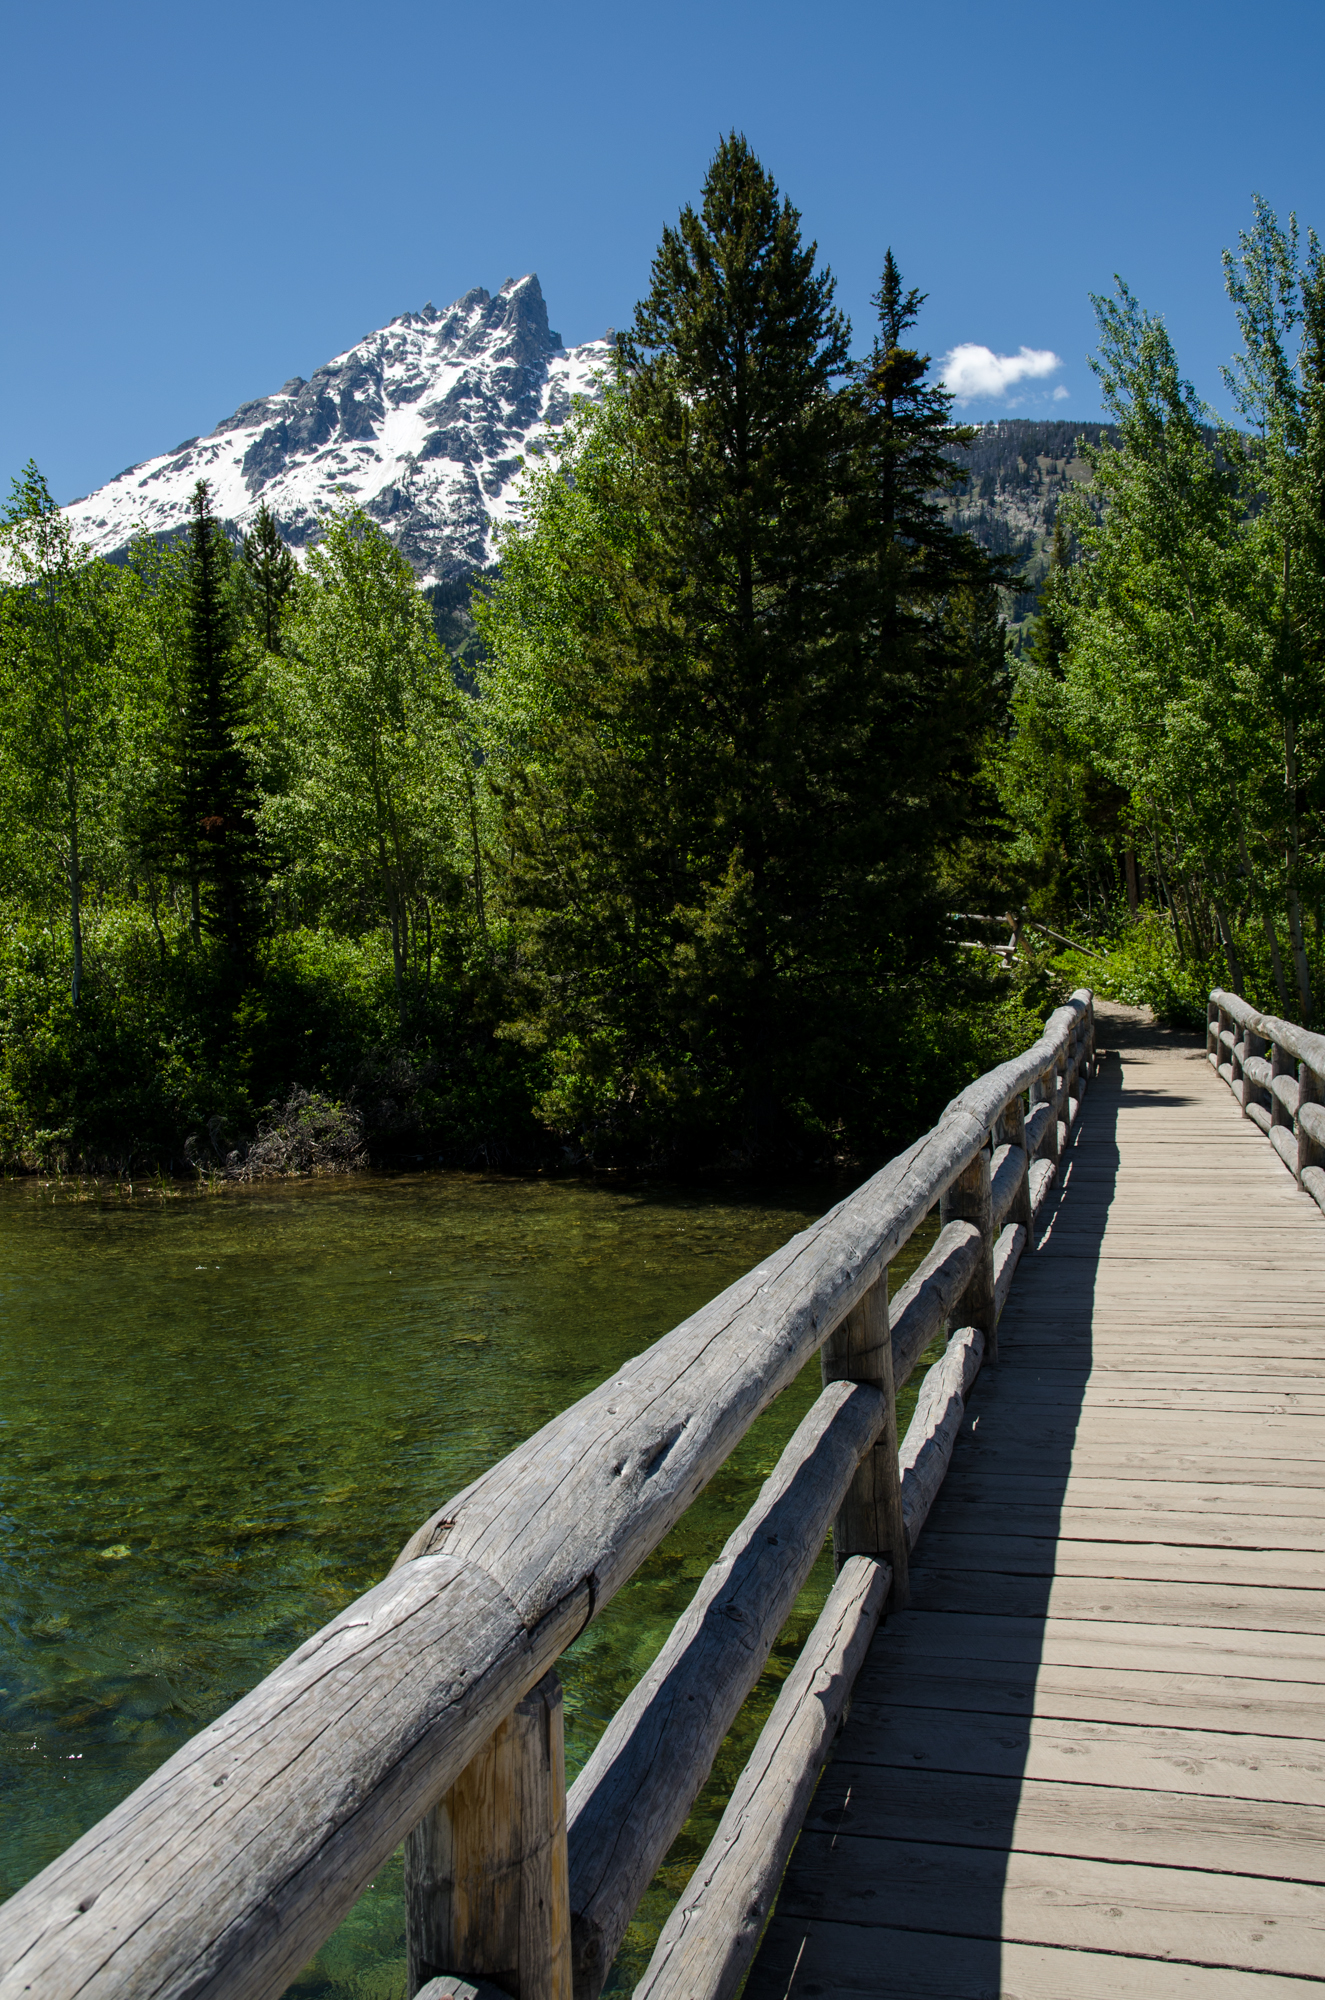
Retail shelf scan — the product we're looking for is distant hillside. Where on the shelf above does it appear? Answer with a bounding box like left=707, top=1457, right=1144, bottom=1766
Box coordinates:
left=944, top=419, right=1116, bottom=631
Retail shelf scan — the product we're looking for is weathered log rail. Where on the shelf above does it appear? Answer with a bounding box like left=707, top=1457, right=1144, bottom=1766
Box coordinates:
left=1208, top=988, right=1325, bottom=1218
left=0, top=993, right=1097, bottom=2000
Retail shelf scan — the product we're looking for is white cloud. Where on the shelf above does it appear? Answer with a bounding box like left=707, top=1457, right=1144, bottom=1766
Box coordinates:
left=1052, top=384, right=1070, bottom=401
left=938, top=342, right=1063, bottom=403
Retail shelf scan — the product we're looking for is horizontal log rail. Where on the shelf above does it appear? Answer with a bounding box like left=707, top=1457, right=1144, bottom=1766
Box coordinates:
left=0, top=992, right=1097, bottom=2000
left=1208, top=990, right=1325, bottom=1220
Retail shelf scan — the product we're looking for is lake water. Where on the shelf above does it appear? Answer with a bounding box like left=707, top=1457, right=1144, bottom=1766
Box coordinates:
left=0, top=1169, right=936, bottom=1994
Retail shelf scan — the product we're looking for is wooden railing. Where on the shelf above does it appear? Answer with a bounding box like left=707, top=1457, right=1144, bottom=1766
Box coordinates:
left=0, top=992, right=1097, bottom=2000
left=1208, top=989, right=1325, bottom=1218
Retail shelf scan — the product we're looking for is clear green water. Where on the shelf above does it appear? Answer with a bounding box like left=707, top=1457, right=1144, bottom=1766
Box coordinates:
left=0, top=1169, right=935, bottom=1996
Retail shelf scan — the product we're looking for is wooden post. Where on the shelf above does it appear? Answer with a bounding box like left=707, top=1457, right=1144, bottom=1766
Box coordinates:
left=820, top=1272, right=909, bottom=1609
left=1055, top=1041, right=1071, bottom=1150
left=1231, top=1018, right=1246, bottom=1096
left=1218, top=1004, right=1231, bottom=1084
left=406, top=1673, right=572, bottom=2000
left=1066, top=1021, right=1083, bottom=1123
left=1030, top=1062, right=1059, bottom=1163
left=1241, top=1026, right=1263, bottom=1119
left=1299, top=1060, right=1325, bottom=1188
left=1207, top=998, right=1220, bottom=1064
left=940, top=1144, right=997, bottom=1363
left=1271, top=1040, right=1295, bottom=1137
left=1001, top=1091, right=1034, bottom=1232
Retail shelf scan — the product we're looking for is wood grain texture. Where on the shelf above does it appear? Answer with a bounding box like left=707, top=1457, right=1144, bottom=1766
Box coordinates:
left=821, top=1274, right=909, bottom=1606
left=406, top=1673, right=570, bottom=2000
left=897, top=1326, right=985, bottom=1549
left=0, top=1551, right=584, bottom=2000
left=939, top=1149, right=997, bottom=1361
left=562, top=1379, right=881, bottom=1999
left=991, top=1221, right=1026, bottom=1320
left=989, top=1140, right=1028, bottom=1235
left=887, top=1220, right=980, bottom=1388
left=632, top=1555, right=890, bottom=2000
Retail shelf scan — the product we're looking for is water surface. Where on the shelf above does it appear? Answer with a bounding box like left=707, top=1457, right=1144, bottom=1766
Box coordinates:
left=0, top=1169, right=935, bottom=1994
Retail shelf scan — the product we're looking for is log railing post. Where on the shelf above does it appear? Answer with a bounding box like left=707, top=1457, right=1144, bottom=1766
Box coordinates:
left=940, top=1143, right=997, bottom=1363
left=1055, top=1043, right=1071, bottom=1151
left=405, top=1673, right=572, bottom=2000
left=1299, top=1060, right=1325, bottom=1189
left=1001, top=1091, right=1034, bottom=1233
left=1030, top=1062, right=1059, bottom=1163
left=820, top=1272, right=909, bottom=1609
left=1207, top=998, right=1220, bottom=1064
left=1271, top=1039, right=1295, bottom=1143
left=1241, top=1025, right=1263, bottom=1119
left=1231, top=1017, right=1246, bottom=1097
left=1218, top=1003, right=1231, bottom=1084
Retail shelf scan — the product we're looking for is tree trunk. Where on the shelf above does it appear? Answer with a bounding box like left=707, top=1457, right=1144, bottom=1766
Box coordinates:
left=1284, top=717, right=1313, bottom=1021
left=1238, top=829, right=1289, bottom=1012
left=67, top=815, right=83, bottom=1011
left=147, top=876, right=168, bottom=965
left=465, top=764, right=488, bottom=936
left=1153, top=835, right=1185, bottom=958
left=1212, top=892, right=1243, bottom=994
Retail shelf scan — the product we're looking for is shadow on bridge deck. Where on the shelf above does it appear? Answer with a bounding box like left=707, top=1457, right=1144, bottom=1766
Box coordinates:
left=744, top=1004, right=1325, bottom=1997
left=741, top=1038, right=1126, bottom=1997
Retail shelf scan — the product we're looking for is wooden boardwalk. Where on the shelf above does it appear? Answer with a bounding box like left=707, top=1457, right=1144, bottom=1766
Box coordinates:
left=746, top=1003, right=1325, bottom=1997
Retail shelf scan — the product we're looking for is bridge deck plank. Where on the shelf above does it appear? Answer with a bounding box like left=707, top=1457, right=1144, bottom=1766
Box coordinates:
left=744, top=1007, right=1325, bottom=1996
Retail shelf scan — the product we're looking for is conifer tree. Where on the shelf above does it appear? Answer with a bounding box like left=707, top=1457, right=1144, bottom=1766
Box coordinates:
left=851, top=250, right=1016, bottom=843
left=525, top=134, right=862, bottom=1148
left=240, top=501, right=298, bottom=652
left=148, top=481, right=264, bottom=957
left=483, top=144, right=1015, bottom=1157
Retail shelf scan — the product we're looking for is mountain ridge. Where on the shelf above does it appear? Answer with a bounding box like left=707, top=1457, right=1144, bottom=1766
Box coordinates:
left=64, top=274, right=612, bottom=586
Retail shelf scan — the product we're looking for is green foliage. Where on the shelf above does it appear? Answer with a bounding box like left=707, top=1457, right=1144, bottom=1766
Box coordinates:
left=0, top=902, right=543, bottom=1173
left=999, top=210, right=1325, bottom=1024
left=478, top=141, right=1013, bottom=1165
left=0, top=464, right=120, bottom=1007
left=240, top=500, right=298, bottom=653
left=272, top=507, right=483, bottom=1027
left=1051, top=917, right=1217, bottom=1029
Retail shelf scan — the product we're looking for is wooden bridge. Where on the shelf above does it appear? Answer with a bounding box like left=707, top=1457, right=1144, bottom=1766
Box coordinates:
left=742, top=999, right=1325, bottom=1998
left=1, top=986, right=1323, bottom=1999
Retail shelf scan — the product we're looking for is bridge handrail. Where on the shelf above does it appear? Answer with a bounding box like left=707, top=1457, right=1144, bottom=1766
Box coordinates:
left=1208, top=989, right=1325, bottom=1221
left=0, top=992, right=1095, bottom=2000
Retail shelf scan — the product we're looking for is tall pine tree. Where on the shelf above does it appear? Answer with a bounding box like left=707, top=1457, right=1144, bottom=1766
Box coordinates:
left=240, top=501, right=298, bottom=652
left=140, top=481, right=265, bottom=956
left=483, top=142, right=1014, bottom=1158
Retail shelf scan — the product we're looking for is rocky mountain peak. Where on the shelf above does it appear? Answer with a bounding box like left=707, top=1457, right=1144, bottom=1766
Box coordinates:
left=64, top=276, right=611, bottom=586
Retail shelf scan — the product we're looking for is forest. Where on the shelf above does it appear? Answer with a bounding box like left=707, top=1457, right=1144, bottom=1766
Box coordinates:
left=1, top=147, right=1322, bottom=1176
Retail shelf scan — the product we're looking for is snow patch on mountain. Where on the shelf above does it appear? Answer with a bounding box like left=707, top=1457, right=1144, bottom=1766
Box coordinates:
left=64, top=275, right=611, bottom=585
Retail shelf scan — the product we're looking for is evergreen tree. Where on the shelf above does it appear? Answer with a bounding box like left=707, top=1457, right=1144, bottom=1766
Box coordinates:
left=851, top=250, right=1016, bottom=852
left=240, top=501, right=298, bottom=652
left=152, top=480, right=264, bottom=957
left=480, top=147, right=1016, bottom=1159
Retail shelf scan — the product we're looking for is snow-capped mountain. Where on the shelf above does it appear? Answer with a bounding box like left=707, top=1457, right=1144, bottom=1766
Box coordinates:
left=64, top=275, right=611, bottom=585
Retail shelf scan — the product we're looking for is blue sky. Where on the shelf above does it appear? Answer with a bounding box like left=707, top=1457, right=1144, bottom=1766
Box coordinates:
left=5, top=0, right=1324, bottom=505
